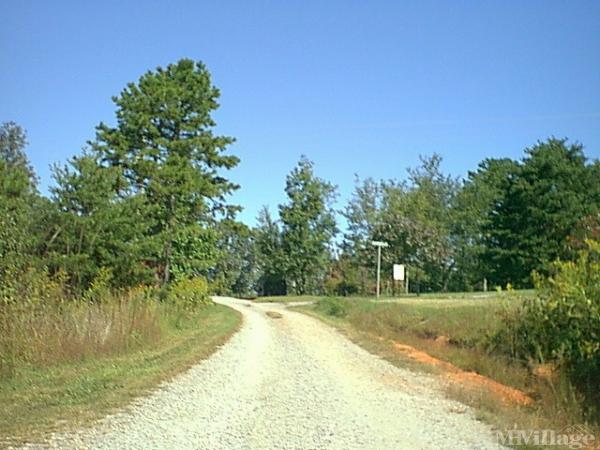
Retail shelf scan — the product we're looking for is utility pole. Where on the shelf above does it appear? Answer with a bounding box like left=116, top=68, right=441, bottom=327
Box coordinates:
left=371, top=241, right=389, bottom=299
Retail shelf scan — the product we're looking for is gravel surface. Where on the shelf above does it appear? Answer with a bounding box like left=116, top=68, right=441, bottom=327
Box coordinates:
left=22, top=297, right=506, bottom=449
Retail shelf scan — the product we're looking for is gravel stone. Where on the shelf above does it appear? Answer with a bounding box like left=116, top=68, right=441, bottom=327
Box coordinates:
left=20, top=297, right=506, bottom=449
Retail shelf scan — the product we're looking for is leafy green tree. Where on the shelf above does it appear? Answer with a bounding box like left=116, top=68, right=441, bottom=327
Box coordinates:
left=323, top=252, right=361, bottom=296
left=91, top=59, right=239, bottom=285
left=374, top=155, right=458, bottom=293
left=343, top=177, right=381, bottom=258
left=341, top=177, right=381, bottom=293
left=170, top=224, right=219, bottom=282
left=342, top=156, right=458, bottom=294
left=210, top=220, right=258, bottom=295
left=279, top=157, right=337, bottom=294
left=254, top=206, right=286, bottom=295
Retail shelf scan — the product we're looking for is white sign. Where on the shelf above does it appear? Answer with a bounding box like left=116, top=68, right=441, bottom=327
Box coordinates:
left=393, top=264, right=405, bottom=281
left=371, top=240, right=389, bottom=247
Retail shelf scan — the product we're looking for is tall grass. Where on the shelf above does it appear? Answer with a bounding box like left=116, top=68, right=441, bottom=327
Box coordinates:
left=0, top=273, right=239, bottom=442
left=0, top=271, right=210, bottom=380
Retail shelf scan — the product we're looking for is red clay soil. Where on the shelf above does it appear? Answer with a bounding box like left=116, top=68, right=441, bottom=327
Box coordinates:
left=390, top=341, right=534, bottom=407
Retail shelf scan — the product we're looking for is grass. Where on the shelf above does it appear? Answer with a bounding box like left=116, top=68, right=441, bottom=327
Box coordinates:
left=254, top=294, right=322, bottom=303
left=290, top=292, right=596, bottom=443
left=0, top=295, right=241, bottom=445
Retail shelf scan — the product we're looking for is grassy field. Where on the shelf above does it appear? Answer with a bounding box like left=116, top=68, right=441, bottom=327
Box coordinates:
left=281, top=292, right=593, bottom=440
left=256, top=290, right=536, bottom=303
left=0, top=303, right=241, bottom=445
left=254, top=295, right=323, bottom=303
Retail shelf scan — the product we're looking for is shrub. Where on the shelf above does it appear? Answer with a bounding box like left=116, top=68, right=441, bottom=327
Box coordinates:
left=83, top=267, right=113, bottom=302
left=167, top=276, right=212, bottom=310
left=489, top=239, right=600, bottom=419
left=315, top=297, right=348, bottom=318
left=324, top=276, right=360, bottom=297
left=323, top=277, right=341, bottom=296
left=336, top=279, right=360, bottom=296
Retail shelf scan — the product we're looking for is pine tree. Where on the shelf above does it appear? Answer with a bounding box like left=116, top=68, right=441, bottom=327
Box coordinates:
left=90, top=59, right=239, bottom=284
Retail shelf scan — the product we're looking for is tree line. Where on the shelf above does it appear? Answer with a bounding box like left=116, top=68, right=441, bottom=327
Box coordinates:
left=2, top=59, right=599, bottom=299
left=253, top=142, right=599, bottom=296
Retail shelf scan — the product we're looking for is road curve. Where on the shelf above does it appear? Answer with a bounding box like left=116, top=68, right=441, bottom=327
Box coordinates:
left=29, top=297, right=505, bottom=450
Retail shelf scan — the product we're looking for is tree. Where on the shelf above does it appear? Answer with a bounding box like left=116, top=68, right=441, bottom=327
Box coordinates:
left=567, top=212, right=600, bottom=255
left=341, top=156, right=459, bottom=294
left=254, top=206, right=286, bottom=295
left=170, top=224, right=219, bottom=283
left=0, top=122, right=39, bottom=289
left=210, top=220, right=258, bottom=295
left=484, top=138, right=599, bottom=287
left=452, top=158, right=519, bottom=290
left=0, top=122, right=36, bottom=185
left=374, top=155, right=458, bottom=293
left=279, top=157, right=337, bottom=294
left=341, top=177, right=381, bottom=293
left=90, top=59, right=239, bottom=284
left=49, top=153, right=152, bottom=289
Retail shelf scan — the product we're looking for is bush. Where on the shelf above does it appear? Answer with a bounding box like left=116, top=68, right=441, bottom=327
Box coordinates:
left=323, top=277, right=341, bottom=296
left=324, top=276, right=360, bottom=297
left=489, top=239, right=600, bottom=419
left=83, top=267, right=113, bottom=302
left=167, top=276, right=212, bottom=310
left=315, top=297, right=349, bottom=318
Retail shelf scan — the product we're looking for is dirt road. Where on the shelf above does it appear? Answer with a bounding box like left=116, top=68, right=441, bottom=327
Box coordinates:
left=31, top=297, right=505, bottom=449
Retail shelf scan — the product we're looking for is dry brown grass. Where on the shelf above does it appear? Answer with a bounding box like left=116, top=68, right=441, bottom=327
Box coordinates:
left=0, top=288, right=168, bottom=378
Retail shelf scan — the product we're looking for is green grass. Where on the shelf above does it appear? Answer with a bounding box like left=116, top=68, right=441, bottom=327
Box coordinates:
left=256, top=289, right=536, bottom=303
left=379, top=289, right=536, bottom=300
left=293, top=293, right=594, bottom=442
left=254, top=295, right=322, bottom=303
left=0, top=304, right=241, bottom=445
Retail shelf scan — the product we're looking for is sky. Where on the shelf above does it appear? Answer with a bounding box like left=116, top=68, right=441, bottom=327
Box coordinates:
left=2, top=0, right=599, bottom=227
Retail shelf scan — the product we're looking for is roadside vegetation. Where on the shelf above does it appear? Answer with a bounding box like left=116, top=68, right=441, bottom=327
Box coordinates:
left=293, top=245, right=599, bottom=434
left=2, top=55, right=599, bottom=444
left=0, top=272, right=241, bottom=443
left=0, top=60, right=244, bottom=443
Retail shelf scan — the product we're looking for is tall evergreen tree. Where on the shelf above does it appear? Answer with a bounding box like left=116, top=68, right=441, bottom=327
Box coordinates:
left=49, top=153, right=151, bottom=288
left=484, top=138, right=599, bottom=286
left=90, top=59, right=239, bottom=284
left=452, top=158, right=519, bottom=290
left=0, top=122, right=39, bottom=288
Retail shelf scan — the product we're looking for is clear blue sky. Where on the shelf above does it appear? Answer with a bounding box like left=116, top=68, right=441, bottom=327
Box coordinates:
left=2, top=0, right=599, bottom=226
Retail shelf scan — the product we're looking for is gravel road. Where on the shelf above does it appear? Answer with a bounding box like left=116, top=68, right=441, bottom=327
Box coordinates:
left=27, top=297, right=505, bottom=450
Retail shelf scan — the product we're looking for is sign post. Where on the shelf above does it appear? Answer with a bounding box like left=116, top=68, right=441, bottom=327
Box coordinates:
left=371, top=241, right=389, bottom=299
